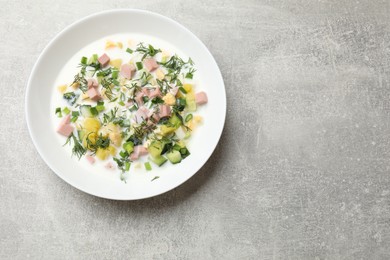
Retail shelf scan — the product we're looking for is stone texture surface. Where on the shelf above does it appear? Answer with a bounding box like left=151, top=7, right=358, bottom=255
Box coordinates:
left=1, top=0, right=390, bottom=259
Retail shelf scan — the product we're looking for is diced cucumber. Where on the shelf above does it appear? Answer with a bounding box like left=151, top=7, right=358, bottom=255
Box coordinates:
left=169, top=114, right=182, bottom=128
left=123, top=142, right=134, bottom=154
left=79, top=105, right=98, bottom=118
left=149, top=155, right=167, bottom=167
left=144, top=162, right=152, bottom=171
left=77, top=129, right=85, bottom=140
left=148, top=141, right=164, bottom=157
left=166, top=150, right=182, bottom=164
left=186, top=93, right=197, bottom=112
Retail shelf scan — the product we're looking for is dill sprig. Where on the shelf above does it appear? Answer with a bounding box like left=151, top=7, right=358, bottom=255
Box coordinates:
left=85, top=133, right=110, bottom=154
left=135, top=42, right=161, bottom=60
left=64, top=133, right=86, bottom=160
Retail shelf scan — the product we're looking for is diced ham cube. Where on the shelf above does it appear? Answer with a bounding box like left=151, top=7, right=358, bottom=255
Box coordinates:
left=142, top=88, right=150, bottom=97
left=143, top=58, right=159, bottom=72
left=86, top=155, right=95, bottom=164
left=149, top=87, right=162, bottom=98
left=130, top=152, right=139, bottom=161
left=105, top=162, right=115, bottom=170
left=195, top=91, right=208, bottom=105
left=151, top=113, right=160, bottom=123
left=87, top=87, right=101, bottom=101
left=98, top=53, right=110, bottom=67
left=125, top=101, right=134, bottom=108
left=135, top=92, right=144, bottom=106
left=60, top=114, right=71, bottom=125
left=130, top=145, right=148, bottom=161
left=56, top=114, right=74, bottom=137
left=87, top=78, right=98, bottom=89
left=120, top=63, right=136, bottom=79
left=133, top=106, right=149, bottom=123
left=159, top=104, right=171, bottom=118
left=170, top=86, right=179, bottom=96
left=57, top=123, right=74, bottom=137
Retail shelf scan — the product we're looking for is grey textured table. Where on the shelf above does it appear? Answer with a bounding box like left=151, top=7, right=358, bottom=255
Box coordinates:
left=1, top=0, right=390, bottom=259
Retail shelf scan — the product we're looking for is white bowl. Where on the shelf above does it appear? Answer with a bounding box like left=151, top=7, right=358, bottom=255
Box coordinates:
left=25, top=9, right=226, bottom=200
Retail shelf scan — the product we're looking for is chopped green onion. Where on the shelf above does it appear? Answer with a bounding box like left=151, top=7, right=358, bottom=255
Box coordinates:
left=62, top=107, right=70, bottom=115
left=123, top=142, right=134, bottom=154
left=112, top=70, right=119, bottom=79
left=126, top=48, right=133, bottom=54
left=144, top=162, right=152, bottom=171
left=179, top=87, right=187, bottom=94
left=72, top=111, right=79, bottom=117
left=90, top=107, right=98, bottom=116
left=71, top=116, right=78, bottom=123
left=81, top=56, right=88, bottom=65
left=129, top=104, right=137, bottom=112
left=118, top=101, right=125, bottom=106
left=185, top=114, right=193, bottom=122
left=96, top=105, right=105, bottom=112
left=55, top=107, right=62, bottom=118
left=119, top=150, right=128, bottom=158
left=136, top=62, right=143, bottom=70
left=185, top=72, right=194, bottom=79
left=112, top=79, right=120, bottom=86
left=125, top=161, right=131, bottom=171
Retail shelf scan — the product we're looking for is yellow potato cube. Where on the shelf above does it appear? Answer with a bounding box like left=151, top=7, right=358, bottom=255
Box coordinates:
left=83, top=118, right=101, bottom=133
left=163, top=93, right=176, bottom=106
left=117, top=42, right=123, bottom=49
left=71, top=82, right=79, bottom=90
left=183, top=84, right=193, bottom=93
left=110, top=59, right=122, bottom=69
left=155, top=69, right=165, bottom=80
left=194, top=115, right=203, bottom=123
left=105, top=40, right=117, bottom=49
left=57, top=84, right=67, bottom=93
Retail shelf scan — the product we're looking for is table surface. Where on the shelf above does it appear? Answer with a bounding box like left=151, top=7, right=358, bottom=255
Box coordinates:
left=1, top=0, right=390, bottom=259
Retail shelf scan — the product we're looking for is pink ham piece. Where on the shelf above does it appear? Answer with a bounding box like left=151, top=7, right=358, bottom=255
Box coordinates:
left=56, top=114, right=74, bottom=137
left=87, top=87, right=101, bottom=101
left=86, top=155, right=95, bottom=164
left=149, top=87, right=162, bottom=98
left=133, top=106, right=150, bottom=123
left=151, top=113, right=160, bottom=123
left=159, top=104, right=171, bottom=118
left=105, top=162, right=115, bottom=170
left=130, top=145, right=148, bottom=161
left=170, top=86, right=179, bottom=96
left=87, top=78, right=98, bottom=89
left=143, top=58, right=159, bottom=72
left=195, top=91, right=208, bottom=105
left=98, top=53, right=110, bottom=67
left=142, top=88, right=150, bottom=97
left=120, top=63, right=136, bottom=79
left=135, top=92, right=144, bottom=106
left=125, top=101, right=134, bottom=108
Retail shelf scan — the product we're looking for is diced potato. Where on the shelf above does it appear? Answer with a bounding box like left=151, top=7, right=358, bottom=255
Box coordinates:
left=117, top=42, right=123, bottom=49
left=155, top=69, right=165, bottom=80
left=186, top=119, right=195, bottom=131
left=163, top=93, right=176, bottom=106
left=83, top=118, right=101, bottom=132
left=83, top=132, right=98, bottom=148
left=110, top=59, right=122, bottom=69
left=57, top=84, right=67, bottom=93
left=194, top=115, right=203, bottom=123
left=81, top=93, right=90, bottom=100
left=183, top=84, right=193, bottom=93
left=105, top=40, right=117, bottom=49
left=71, top=82, right=79, bottom=89
left=99, top=123, right=122, bottom=147
left=95, top=146, right=117, bottom=160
